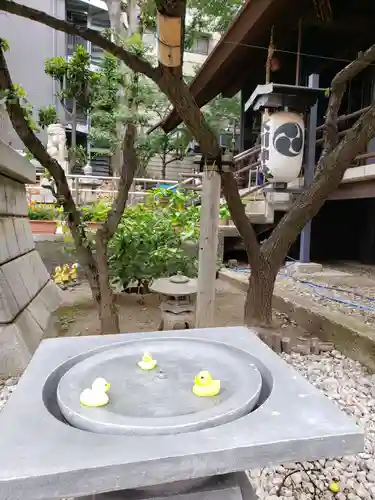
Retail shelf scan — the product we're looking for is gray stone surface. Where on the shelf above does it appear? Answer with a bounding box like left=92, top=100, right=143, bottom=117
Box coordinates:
left=27, top=289, right=55, bottom=331
left=0, top=217, right=34, bottom=265
left=57, top=338, right=263, bottom=436
left=0, top=327, right=363, bottom=500
left=0, top=181, right=6, bottom=216
left=37, top=280, right=63, bottom=313
left=287, top=262, right=323, bottom=276
left=1, top=175, right=28, bottom=217
left=150, top=276, right=197, bottom=296
left=0, top=251, right=50, bottom=322
left=1, top=260, right=30, bottom=313
left=0, top=140, right=36, bottom=184
left=15, top=308, right=45, bottom=352
left=0, top=150, right=62, bottom=376
left=0, top=324, right=31, bottom=376
left=0, top=218, right=19, bottom=263
left=0, top=269, right=20, bottom=323
left=13, top=218, right=35, bottom=254
left=79, top=473, right=257, bottom=500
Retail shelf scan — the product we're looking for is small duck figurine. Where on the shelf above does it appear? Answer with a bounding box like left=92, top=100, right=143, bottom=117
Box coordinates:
left=53, top=266, right=63, bottom=285
left=80, top=377, right=111, bottom=407
left=137, top=352, right=157, bottom=370
left=61, top=264, right=71, bottom=284
left=69, top=262, right=79, bottom=281
left=192, top=371, right=220, bottom=397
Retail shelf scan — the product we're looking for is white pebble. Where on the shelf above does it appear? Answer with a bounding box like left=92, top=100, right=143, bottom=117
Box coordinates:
left=248, top=351, right=375, bottom=499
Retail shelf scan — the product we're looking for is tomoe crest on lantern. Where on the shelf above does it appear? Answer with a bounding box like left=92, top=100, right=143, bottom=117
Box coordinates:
left=260, top=111, right=305, bottom=183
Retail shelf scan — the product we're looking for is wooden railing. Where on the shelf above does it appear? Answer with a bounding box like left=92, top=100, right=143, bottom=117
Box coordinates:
left=232, top=105, right=375, bottom=187
left=27, top=104, right=375, bottom=207
left=27, top=174, right=179, bottom=205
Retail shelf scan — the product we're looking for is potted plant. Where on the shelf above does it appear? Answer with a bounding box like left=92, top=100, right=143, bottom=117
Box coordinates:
left=28, top=202, right=58, bottom=234
left=80, top=200, right=111, bottom=230
left=153, top=187, right=172, bottom=207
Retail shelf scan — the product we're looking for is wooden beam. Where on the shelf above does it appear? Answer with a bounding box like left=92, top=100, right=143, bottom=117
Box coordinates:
left=329, top=180, right=375, bottom=201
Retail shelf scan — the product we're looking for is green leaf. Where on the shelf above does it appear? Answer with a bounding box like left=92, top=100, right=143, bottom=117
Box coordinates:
left=109, top=189, right=199, bottom=290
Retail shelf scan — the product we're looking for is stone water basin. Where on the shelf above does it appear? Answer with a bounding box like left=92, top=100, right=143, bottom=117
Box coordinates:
left=57, top=338, right=264, bottom=436
left=0, top=327, right=363, bottom=500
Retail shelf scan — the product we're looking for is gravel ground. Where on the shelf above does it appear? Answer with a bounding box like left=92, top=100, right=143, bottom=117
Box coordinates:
left=1, top=349, right=374, bottom=499
left=251, top=350, right=375, bottom=500
left=0, top=377, right=18, bottom=411
left=232, top=263, right=375, bottom=326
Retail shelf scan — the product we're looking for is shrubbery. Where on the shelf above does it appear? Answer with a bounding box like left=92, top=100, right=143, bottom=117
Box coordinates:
left=109, top=189, right=200, bottom=291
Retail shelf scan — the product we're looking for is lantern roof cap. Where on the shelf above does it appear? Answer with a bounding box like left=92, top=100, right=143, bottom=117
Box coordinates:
left=245, top=83, right=327, bottom=113
left=150, top=275, right=198, bottom=296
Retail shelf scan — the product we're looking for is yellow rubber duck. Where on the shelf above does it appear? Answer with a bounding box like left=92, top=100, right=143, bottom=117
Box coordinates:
left=53, top=266, right=63, bottom=285
left=137, top=352, right=157, bottom=370
left=61, top=264, right=71, bottom=284
left=80, top=377, right=111, bottom=407
left=193, top=371, right=220, bottom=397
left=69, top=263, right=78, bottom=281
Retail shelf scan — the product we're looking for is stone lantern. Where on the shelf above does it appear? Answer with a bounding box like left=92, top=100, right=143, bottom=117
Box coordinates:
left=150, top=275, right=197, bottom=331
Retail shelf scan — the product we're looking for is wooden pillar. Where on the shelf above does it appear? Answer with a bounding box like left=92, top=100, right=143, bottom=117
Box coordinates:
left=195, top=164, right=221, bottom=328
left=366, top=68, right=375, bottom=164
left=299, top=73, right=319, bottom=263
left=240, top=91, right=246, bottom=152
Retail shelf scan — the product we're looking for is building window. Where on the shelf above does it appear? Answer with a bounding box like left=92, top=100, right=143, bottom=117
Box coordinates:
left=91, top=15, right=110, bottom=31
left=66, top=9, right=87, bottom=54
left=187, top=37, right=210, bottom=55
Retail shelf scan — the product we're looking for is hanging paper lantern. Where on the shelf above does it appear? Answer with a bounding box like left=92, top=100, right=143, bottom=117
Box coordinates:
left=260, top=111, right=305, bottom=183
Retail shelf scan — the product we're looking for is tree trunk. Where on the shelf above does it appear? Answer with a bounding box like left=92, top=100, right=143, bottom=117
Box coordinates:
left=95, top=235, right=120, bottom=334
left=244, top=263, right=278, bottom=328
left=161, top=153, right=166, bottom=179
left=69, top=97, right=77, bottom=172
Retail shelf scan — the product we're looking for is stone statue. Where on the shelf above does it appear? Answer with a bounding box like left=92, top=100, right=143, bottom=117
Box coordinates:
left=47, top=123, right=68, bottom=174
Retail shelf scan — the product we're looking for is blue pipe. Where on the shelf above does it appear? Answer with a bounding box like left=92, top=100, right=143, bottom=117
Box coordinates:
left=231, top=265, right=375, bottom=312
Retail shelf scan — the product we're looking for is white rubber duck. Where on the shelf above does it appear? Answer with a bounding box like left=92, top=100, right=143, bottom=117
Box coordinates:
left=80, top=377, right=111, bottom=407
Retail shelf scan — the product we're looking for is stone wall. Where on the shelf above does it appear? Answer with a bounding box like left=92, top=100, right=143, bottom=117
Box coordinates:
left=0, top=140, right=62, bottom=376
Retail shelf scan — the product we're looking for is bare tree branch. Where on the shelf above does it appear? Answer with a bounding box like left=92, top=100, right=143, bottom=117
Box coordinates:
left=98, top=123, right=138, bottom=242
left=334, top=45, right=375, bottom=86
left=164, top=155, right=183, bottom=166
left=322, top=45, right=375, bottom=155
left=1, top=0, right=262, bottom=271
left=0, top=44, right=101, bottom=292
left=0, top=0, right=159, bottom=81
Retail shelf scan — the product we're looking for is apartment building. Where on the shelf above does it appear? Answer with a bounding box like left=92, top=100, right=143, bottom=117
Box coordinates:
left=0, top=0, right=219, bottom=176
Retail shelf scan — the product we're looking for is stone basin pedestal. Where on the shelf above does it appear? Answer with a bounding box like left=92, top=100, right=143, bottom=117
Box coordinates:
left=0, top=326, right=363, bottom=500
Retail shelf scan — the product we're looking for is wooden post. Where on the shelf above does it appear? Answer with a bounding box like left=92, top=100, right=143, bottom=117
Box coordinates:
left=195, top=164, right=221, bottom=328
left=299, top=73, right=319, bottom=263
